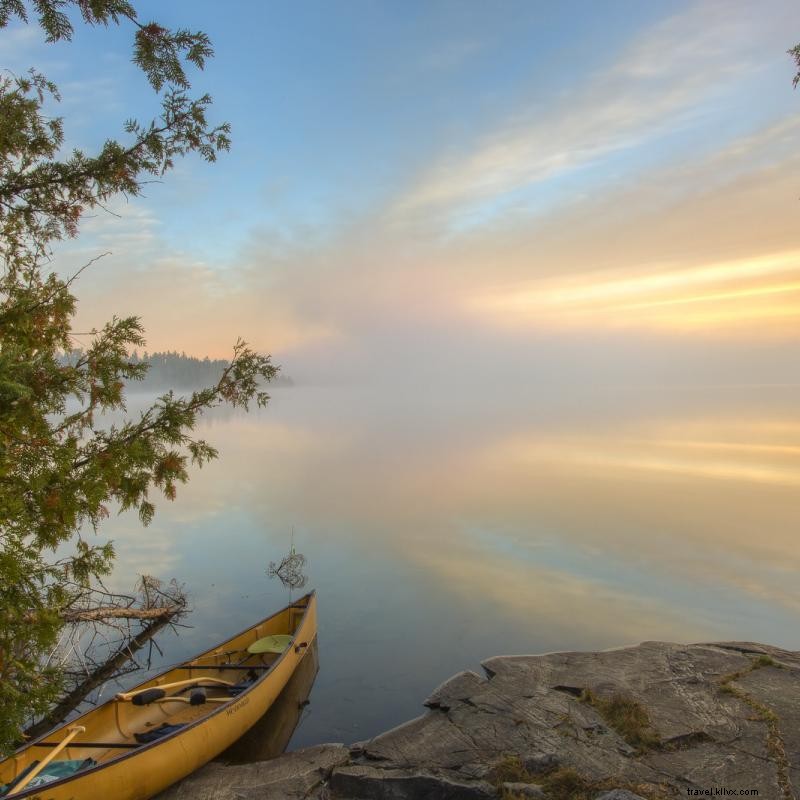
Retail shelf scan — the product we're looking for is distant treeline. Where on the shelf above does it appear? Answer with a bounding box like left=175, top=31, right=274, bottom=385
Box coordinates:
left=59, top=350, right=292, bottom=390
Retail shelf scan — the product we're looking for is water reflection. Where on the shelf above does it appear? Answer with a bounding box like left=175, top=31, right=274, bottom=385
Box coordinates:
left=218, top=638, right=318, bottom=764
left=268, top=537, right=308, bottom=593
left=94, top=384, right=800, bottom=747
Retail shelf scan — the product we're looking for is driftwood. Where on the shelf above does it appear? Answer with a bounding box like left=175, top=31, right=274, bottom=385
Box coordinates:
left=21, top=576, right=187, bottom=743
left=60, top=604, right=183, bottom=623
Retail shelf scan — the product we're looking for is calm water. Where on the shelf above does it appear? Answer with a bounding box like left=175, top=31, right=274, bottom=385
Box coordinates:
left=94, top=381, right=800, bottom=749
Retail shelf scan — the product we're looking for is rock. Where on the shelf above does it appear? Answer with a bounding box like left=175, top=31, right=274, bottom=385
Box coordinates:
left=329, top=764, right=496, bottom=798
left=159, top=641, right=800, bottom=800
left=425, top=670, right=484, bottom=711
left=155, top=743, right=349, bottom=800
left=501, top=781, right=545, bottom=797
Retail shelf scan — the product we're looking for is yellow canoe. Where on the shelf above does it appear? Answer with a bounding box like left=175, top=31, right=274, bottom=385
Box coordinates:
left=0, top=592, right=317, bottom=800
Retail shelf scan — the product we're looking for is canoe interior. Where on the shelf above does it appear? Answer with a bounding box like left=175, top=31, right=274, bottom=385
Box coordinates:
left=0, top=593, right=314, bottom=794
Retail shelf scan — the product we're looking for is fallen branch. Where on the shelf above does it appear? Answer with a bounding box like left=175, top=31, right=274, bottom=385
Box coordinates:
left=22, top=611, right=179, bottom=742
left=19, top=576, right=188, bottom=743
left=60, top=604, right=182, bottom=623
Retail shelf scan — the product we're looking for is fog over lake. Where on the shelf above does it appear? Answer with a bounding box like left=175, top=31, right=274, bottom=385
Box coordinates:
left=95, top=364, right=800, bottom=748
left=7, top=0, right=800, bottom=779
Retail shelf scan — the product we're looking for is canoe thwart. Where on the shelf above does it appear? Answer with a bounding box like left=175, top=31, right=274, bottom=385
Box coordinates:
left=127, top=687, right=232, bottom=707
left=183, top=664, right=271, bottom=671
left=116, top=677, right=234, bottom=702
left=149, top=696, right=229, bottom=706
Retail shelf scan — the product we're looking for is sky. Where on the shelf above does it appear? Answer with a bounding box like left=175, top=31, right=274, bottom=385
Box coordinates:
left=4, top=0, right=800, bottom=385
left=10, top=2, right=800, bottom=713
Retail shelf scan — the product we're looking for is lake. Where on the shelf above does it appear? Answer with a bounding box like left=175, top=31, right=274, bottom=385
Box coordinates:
left=94, top=380, right=800, bottom=750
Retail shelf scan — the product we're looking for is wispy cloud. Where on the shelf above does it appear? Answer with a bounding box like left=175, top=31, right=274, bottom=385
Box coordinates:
left=390, top=0, right=790, bottom=228
left=62, top=201, right=340, bottom=359
left=43, top=0, right=800, bottom=370
left=0, top=24, right=41, bottom=68
left=471, top=249, right=800, bottom=333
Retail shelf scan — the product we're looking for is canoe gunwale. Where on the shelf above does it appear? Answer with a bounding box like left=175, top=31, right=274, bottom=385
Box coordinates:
left=3, top=591, right=317, bottom=799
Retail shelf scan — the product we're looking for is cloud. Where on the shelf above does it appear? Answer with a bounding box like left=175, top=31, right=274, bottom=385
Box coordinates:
left=471, top=248, right=800, bottom=334
left=57, top=198, right=340, bottom=357
left=0, top=24, right=43, bottom=68
left=59, top=75, right=125, bottom=123
left=389, top=0, right=792, bottom=228
left=57, top=93, right=800, bottom=379
left=44, top=0, right=800, bottom=380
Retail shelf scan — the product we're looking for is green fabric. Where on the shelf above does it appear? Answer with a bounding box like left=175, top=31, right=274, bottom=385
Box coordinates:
left=247, top=634, right=293, bottom=654
left=27, top=758, right=96, bottom=788
left=1, top=759, right=96, bottom=795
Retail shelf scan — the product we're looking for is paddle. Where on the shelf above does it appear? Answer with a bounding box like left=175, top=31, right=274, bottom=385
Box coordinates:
left=147, top=695, right=229, bottom=706
left=7, top=726, right=85, bottom=796
left=116, top=677, right=234, bottom=704
left=182, top=664, right=271, bottom=670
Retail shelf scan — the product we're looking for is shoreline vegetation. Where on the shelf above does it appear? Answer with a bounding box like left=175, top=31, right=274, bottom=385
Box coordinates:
left=59, top=349, right=294, bottom=391
left=0, top=0, right=279, bottom=755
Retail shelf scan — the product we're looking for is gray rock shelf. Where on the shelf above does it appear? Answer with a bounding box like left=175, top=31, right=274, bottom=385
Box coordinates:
left=157, top=641, right=800, bottom=800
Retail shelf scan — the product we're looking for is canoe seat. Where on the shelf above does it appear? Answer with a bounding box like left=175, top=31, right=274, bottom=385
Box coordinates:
left=247, top=634, right=293, bottom=655
left=0, top=758, right=96, bottom=795
left=134, top=723, right=186, bottom=744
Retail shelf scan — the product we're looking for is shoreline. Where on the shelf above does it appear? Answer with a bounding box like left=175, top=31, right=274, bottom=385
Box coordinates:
left=157, top=640, right=799, bottom=800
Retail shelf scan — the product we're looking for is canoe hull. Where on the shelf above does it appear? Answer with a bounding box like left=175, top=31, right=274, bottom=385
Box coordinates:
left=2, top=594, right=317, bottom=800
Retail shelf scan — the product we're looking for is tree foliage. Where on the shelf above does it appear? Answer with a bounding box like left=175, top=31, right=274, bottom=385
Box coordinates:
left=64, top=350, right=293, bottom=391
left=790, top=43, right=800, bottom=89
left=0, top=1, right=276, bottom=753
